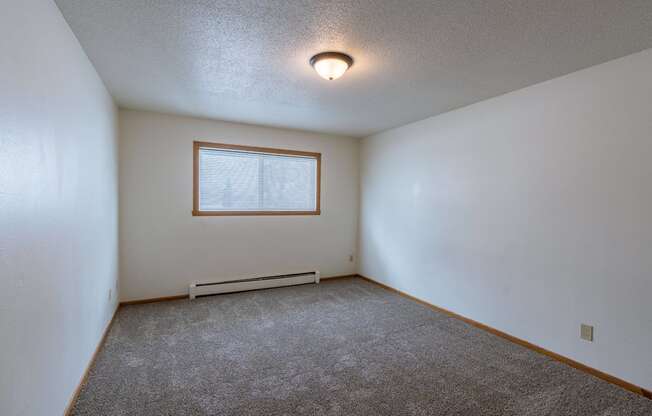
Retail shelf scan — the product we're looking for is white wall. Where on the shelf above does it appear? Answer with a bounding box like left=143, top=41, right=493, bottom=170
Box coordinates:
left=0, top=1, right=119, bottom=415
left=359, top=49, right=652, bottom=390
left=119, top=110, right=358, bottom=301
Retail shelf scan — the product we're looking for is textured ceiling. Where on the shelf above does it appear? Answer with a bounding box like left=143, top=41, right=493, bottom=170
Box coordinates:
left=55, top=0, right=652, bottom=137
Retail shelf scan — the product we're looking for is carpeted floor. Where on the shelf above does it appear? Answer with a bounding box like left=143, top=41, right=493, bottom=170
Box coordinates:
left=70, top=277, right=652, bottom=415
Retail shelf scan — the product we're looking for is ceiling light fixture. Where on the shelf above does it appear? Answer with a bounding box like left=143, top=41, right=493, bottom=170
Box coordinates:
left=309, top=52, right=354, bottom=81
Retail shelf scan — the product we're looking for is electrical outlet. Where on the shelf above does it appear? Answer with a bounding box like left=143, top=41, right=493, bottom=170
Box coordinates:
left=349, top=254, right=354, bottom=262
left=580, top=324, right=594, bottom=342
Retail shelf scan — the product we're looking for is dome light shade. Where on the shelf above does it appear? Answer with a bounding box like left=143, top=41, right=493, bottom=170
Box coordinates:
left=310, top=52, right=353, bottom=81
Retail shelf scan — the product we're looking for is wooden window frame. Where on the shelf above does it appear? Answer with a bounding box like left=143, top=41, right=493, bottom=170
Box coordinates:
left=192, top=141, right=321, bottom=216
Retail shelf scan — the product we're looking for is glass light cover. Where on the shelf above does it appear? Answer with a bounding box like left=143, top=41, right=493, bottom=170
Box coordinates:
left=313, top=57, right=350, bottom=80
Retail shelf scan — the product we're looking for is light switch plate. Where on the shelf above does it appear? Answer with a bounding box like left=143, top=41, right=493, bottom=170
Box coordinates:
left=580, top=324, right=594, bottom=342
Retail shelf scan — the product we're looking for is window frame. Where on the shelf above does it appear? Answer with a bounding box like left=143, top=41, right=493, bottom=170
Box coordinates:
left=192, top=141, right=321, bottom=216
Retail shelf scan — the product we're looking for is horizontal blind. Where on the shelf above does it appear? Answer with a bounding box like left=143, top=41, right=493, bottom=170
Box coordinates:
left=199, top=148, right=317, bottom=212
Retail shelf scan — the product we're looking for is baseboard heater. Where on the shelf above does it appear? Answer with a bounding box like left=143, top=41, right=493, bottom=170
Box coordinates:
left=189, top=270, right=320, bottom=299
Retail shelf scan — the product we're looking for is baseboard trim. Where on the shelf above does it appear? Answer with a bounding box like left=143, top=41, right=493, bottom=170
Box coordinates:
left=321, top=274, right=358, bottom=282
left=356, top=274, right=651, bottom=400
left=120, top=275, right=358, bottom=305
left=120, top=294, right=189, bottom=306
left=63, top=305, right=119, bottom=416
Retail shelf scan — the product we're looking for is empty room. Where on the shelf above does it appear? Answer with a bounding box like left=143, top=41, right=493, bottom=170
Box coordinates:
left=3, top=0, right=652, bottom=415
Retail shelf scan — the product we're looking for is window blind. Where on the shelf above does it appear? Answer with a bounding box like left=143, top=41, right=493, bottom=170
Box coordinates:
left=198, top=147, right=317, bottom=212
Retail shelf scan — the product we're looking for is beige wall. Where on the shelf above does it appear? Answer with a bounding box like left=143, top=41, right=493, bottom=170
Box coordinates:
left=359, top=48, right=652, bottom=390
left=119, top=109, right=359, bottom=301
left=0, top=1, right=119, bottom=415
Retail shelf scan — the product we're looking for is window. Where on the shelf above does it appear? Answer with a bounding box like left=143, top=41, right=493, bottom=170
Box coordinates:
left=193, top=141, right=321, bottom=215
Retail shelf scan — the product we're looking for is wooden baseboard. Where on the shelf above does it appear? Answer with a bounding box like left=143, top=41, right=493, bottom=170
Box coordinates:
left=320, top=274, right=358, bottom=282
left=120, top=294, right=189, bottom=306
left=120, top=275, right=357, bottom=305
left=355, top=274, right=651, bottom=400
left=63, top=306, right=119, bottom=416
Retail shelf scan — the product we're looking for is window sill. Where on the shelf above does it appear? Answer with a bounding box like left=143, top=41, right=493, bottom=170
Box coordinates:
left=192, top=210, right=321, bottom=216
